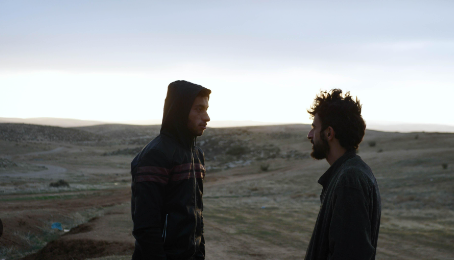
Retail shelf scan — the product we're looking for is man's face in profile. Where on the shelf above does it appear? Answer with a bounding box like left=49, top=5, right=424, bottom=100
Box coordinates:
left=187, top=96, right=210, bottom=136
left=307, top=113, right=330, bottom=160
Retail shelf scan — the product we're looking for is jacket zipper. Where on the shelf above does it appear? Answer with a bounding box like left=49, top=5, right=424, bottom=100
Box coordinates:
left=162, top=213, right=168, bottom=243
left=192, top=147, right=197, bottom=253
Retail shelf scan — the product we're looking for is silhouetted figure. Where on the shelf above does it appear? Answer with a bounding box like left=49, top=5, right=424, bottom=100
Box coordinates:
left=304, top=89, right=381, bottom=260
left=131, top=80, right=211, bottom=260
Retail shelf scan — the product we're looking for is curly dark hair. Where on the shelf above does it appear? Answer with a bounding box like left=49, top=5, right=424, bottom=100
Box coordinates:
left=308, top=89, right=366, bottom=151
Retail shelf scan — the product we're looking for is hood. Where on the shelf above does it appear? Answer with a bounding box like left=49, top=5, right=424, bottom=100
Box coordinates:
left=160, top=80, right=211, bottom=149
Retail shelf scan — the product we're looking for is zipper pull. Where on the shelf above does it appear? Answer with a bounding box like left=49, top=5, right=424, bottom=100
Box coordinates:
left=162, top=214, right=168, bottom=243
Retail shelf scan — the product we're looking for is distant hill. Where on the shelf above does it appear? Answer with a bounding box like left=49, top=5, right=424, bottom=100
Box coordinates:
left=0, top=123, right=161, bottom=144
left=1, top=117, right=454, bottom=133
left=0, top=123, right=102, bottom=143
left=0, top=117, right=106, bottom=127
left=0, top=123, right=311, bottom=146
left=367, top=123, right=454, bottom=133
left=75, top=124, right=161, bottom=139
left=0, top=117, right=289, bottom=128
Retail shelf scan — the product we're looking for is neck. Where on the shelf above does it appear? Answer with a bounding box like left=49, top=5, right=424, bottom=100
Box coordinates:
left=325, top=145, right=347, bottom=166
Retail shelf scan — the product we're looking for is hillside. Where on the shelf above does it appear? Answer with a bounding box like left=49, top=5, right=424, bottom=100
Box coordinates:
left=0, top=123, right=102, bottom=143
left=75, top=124, right=161, bottom=144
left=0, top=123, right=453, bottom=260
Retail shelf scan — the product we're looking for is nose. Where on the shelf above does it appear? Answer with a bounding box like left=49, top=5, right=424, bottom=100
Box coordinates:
left=203, top=111, right=210, bottom=122
left=307, top=129, right=314, bottom=140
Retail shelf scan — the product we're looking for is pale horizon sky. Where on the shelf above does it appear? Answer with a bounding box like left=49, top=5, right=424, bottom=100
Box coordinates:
left=1, top=1, right=453, bottom=127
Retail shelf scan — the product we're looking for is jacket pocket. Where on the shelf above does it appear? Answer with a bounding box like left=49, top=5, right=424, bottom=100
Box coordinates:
left=162, top=214, right=168, bottom=243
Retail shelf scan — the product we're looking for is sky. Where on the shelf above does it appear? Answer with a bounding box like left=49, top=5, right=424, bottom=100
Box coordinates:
left=1, top=0, right=453, bottom=127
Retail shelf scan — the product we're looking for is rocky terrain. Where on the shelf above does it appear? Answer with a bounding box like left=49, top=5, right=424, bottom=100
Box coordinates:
left=0, top=123, right=453, bottom=260
left=0, top=124, right=102, bottom=143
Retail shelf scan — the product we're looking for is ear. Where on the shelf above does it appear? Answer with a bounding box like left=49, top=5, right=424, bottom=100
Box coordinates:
left=326, top=126, right=335, bottom=141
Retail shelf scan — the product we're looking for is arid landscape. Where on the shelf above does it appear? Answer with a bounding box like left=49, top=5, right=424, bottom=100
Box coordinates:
left=0, top=123, right=453, bottom=260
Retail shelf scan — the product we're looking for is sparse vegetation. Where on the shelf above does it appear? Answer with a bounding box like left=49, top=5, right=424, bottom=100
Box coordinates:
left=226, top=145, right=249, bottom=157
left=0, top=157, right=17, bottom=168
left=1, top=123, right=454, bottom=260
left=0, top=158, right=47, bottom=172
left=368, top=141, right=376, bottom=147
left=0, top=123, right=103, bottom=143
left=260, top=163, right=270, bottom=171
left=49, top=180, right=70, bottom=188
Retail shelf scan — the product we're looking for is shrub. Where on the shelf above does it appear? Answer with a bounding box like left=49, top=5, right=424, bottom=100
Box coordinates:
left=415, top=134, right=419, bottom=140
left=368, top=141, right=376, bottom=147
left=49, top=180, right=70, bottom=188
left=377, top=149, right=383, bottom=153
left=226, top=145, right=249, bottom=156
left=442, top=163, right=448, bottom=170
left=260, top=163, right=270, bottom=172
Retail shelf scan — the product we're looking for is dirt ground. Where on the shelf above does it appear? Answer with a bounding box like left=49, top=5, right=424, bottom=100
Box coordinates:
left=0, top=124, right=453, bottom=259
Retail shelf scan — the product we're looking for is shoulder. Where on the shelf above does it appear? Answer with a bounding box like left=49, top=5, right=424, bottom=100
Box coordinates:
left=136, top=135, right=179, bottom=167
left=142, top=135, right=175, bottom=158
left=337, top=156, right=375, bottom=190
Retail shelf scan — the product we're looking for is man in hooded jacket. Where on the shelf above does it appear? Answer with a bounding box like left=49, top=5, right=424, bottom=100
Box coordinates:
left=131, top=80, right=211, bottom=260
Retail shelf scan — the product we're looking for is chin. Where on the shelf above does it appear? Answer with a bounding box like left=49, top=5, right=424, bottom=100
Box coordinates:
left=310, top=149, right=326, bottom=160
left=195, top=130, right=204, bottom=136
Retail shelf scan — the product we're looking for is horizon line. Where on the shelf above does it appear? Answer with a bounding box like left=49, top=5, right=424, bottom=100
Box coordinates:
left=1, top=116, right=454, bottom=133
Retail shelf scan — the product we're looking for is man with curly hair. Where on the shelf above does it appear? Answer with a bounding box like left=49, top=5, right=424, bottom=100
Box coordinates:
left=304, top=89, right=381, bottom=260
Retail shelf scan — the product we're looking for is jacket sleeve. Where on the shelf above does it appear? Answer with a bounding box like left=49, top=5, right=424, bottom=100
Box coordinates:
left=328, top=176, right=375, bottom=260
left=131, top=149, right=172, bottom=260
left=193, top=214, right=205, bottom=260
left=194, top=147, right=205, bottom=260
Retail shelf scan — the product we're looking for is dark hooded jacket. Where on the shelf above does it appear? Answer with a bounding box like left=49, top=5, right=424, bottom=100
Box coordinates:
left=131, top=81, right=210, bottom=260
left=304, top=150, right=381, bottom=260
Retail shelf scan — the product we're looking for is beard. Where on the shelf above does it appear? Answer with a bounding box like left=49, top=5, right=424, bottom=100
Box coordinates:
left=310, top=134, right=330, bottom=160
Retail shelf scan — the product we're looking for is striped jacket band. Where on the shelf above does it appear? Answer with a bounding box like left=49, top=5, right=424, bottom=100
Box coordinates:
left=135, top=163, right=205, bottom=183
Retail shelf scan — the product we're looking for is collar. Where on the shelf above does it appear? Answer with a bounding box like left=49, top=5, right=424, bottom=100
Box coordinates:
left=318, top=149, right=357, bottom=188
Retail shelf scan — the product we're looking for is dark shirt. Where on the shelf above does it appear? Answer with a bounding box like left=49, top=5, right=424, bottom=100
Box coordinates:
left=304, top=150, right=381, bottom=260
